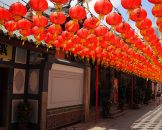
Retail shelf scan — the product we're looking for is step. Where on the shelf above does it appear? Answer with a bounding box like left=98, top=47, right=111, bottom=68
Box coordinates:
left=110, top=111, right=126, bottom=118
left=0, top=128, right=7, bottom=130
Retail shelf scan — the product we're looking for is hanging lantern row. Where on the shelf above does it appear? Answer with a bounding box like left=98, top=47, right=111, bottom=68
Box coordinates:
left=96, top=0, right=162, bottom=74
left=121, top=0, right=162, bottom=72
left=93, top=0, right=161, bottom=72
left=148, top=0, right=162, bottom=60
left=1, top=0, right=162, bottom=82
left=130, top=7, right=161, bottom=59
left=116, top=21, right=162, bottom=74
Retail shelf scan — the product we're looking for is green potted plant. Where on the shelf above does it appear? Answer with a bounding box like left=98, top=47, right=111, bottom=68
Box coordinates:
left=17, top=100, right=32, bottom=130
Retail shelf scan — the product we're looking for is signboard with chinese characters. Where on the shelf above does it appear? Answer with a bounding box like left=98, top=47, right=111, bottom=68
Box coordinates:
left=0, top=44, right=13, bottom=61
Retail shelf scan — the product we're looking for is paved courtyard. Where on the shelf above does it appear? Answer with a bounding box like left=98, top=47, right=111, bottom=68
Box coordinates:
left=61, top=100, right=162, bottom=130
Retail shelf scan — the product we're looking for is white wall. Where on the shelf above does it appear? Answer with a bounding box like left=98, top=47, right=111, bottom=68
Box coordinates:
left=47, top=64, right=84, bottom=109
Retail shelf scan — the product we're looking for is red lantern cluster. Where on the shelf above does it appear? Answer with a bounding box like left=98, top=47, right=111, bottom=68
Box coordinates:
left=18, top=19, right=32, bottom=45
left=121, top=0, right=162, bottom=81
left=30, top=0, right=48, bottom=15
left=1, top=1, right=162, bottom=82
left=148, top=0, right=162, bottom=41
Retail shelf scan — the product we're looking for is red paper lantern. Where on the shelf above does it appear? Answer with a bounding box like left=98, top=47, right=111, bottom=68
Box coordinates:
left=95, top=47, right=103, bottom=60
left=152, top=4, right=162, bottom=17
left=103, top=31, right=112, bottom=41
left=100, top=40, right=107, bottom=48
left=50, top=12, right=66, bottom=24
left=65, top=20, right=80, bottom=33
left=19, top=29, right=31, bottom=37
left=9, top=2, right=27, bottom=21
left=0, top=7, right=11, bottom=24
left=82, top=48, right=90, bottom=59
left=101, top=51, right=109, bottom=60
left=34, top=32, right=46, bottom=47
left=136, top=18, right=152, bottom=29
left=33, top=15, right=48, bottom=27
left=94, top=26, right=108, bottom=36
left=89, top=44, right=97, bottom=51
left=19, top=29, right=32, bottom=45
left=47, top=24, right=62, bottom=41
left=115, top=22, right=130, bottom=33
left=30, top=0, right=48, bottom=14
left=140, top=28, right=154, bottom=36
left=74, top=44, right=83, bottom=54
left=156, top=17, right=162, bottom=27
left=84, top=17, right=100, bottom=30
left=89, top=51, right=96, bottom=62
left=77, top=28, right=90, bottom=39
left=48, top=24, right=62, bottom=35
left=122, top=29, right=135, bottom=39
left=144, top=34, right=157, bottom=42
left=61, top=31, right=73, bottom=40
left=106, top=12, right=122, bottom=26
left=94, top=0, right=112, bottom=18
left=104, top=32, right=116, bottom=44
left=159, top=27, right=162, bottom=33
left=130, top=8, right=147, bottom=22
left=148, top=0, right=162, bottom=4
left=51, top=0, right=68, bottom=4
left=17, top=19, right=32, bottom=45
left=87, top=34, right=98, bottom=45
left=63, top=40, right=74, bottom=52
left=69, top=6, right=86, bottom=20
left=71, top=35, right=81, bottom=44
left=32, top=26, right=44, bottom=36
left=51, top=0, right=68, bottom=10
left=53, top=40, right=62, bottom=50
left=4, top=20, right=17, bottom=34
left=121, top=0, right=141, bottom=10
left=18, top=19, right=32, bottom=30
left=44, top=32, right=55, bottom=47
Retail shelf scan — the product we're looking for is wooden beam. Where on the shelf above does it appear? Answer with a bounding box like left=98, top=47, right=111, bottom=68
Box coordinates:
left=0, top=31, right=55, bottom=55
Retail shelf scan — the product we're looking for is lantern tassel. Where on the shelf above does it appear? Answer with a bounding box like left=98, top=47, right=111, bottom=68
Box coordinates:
left=22, top=40, right=25, bottom=46
left=46, top=45, right=51, bottom=52
left=8, top=32, right=13, bottom=40
left=21, top=36, right=27, bottom=46
left=56, top=3, right=62, bottom=12
left=36, top=41, right=40, bottom=48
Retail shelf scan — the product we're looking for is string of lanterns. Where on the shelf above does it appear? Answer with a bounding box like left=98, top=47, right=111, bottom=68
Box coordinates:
left=0, top=0, right=162, bottom=82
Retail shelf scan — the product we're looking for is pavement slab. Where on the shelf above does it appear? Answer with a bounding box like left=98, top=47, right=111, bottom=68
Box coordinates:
left=61, top=100, right=162, bottom=130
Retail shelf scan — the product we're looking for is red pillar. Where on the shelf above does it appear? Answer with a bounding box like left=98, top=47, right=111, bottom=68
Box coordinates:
left=95, top=65, right=99, bottom=123
left=131, top=75, right=134, bottom=108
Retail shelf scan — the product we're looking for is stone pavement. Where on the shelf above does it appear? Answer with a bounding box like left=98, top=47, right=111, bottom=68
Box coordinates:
left=61, top=100, right=162, bottom=130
